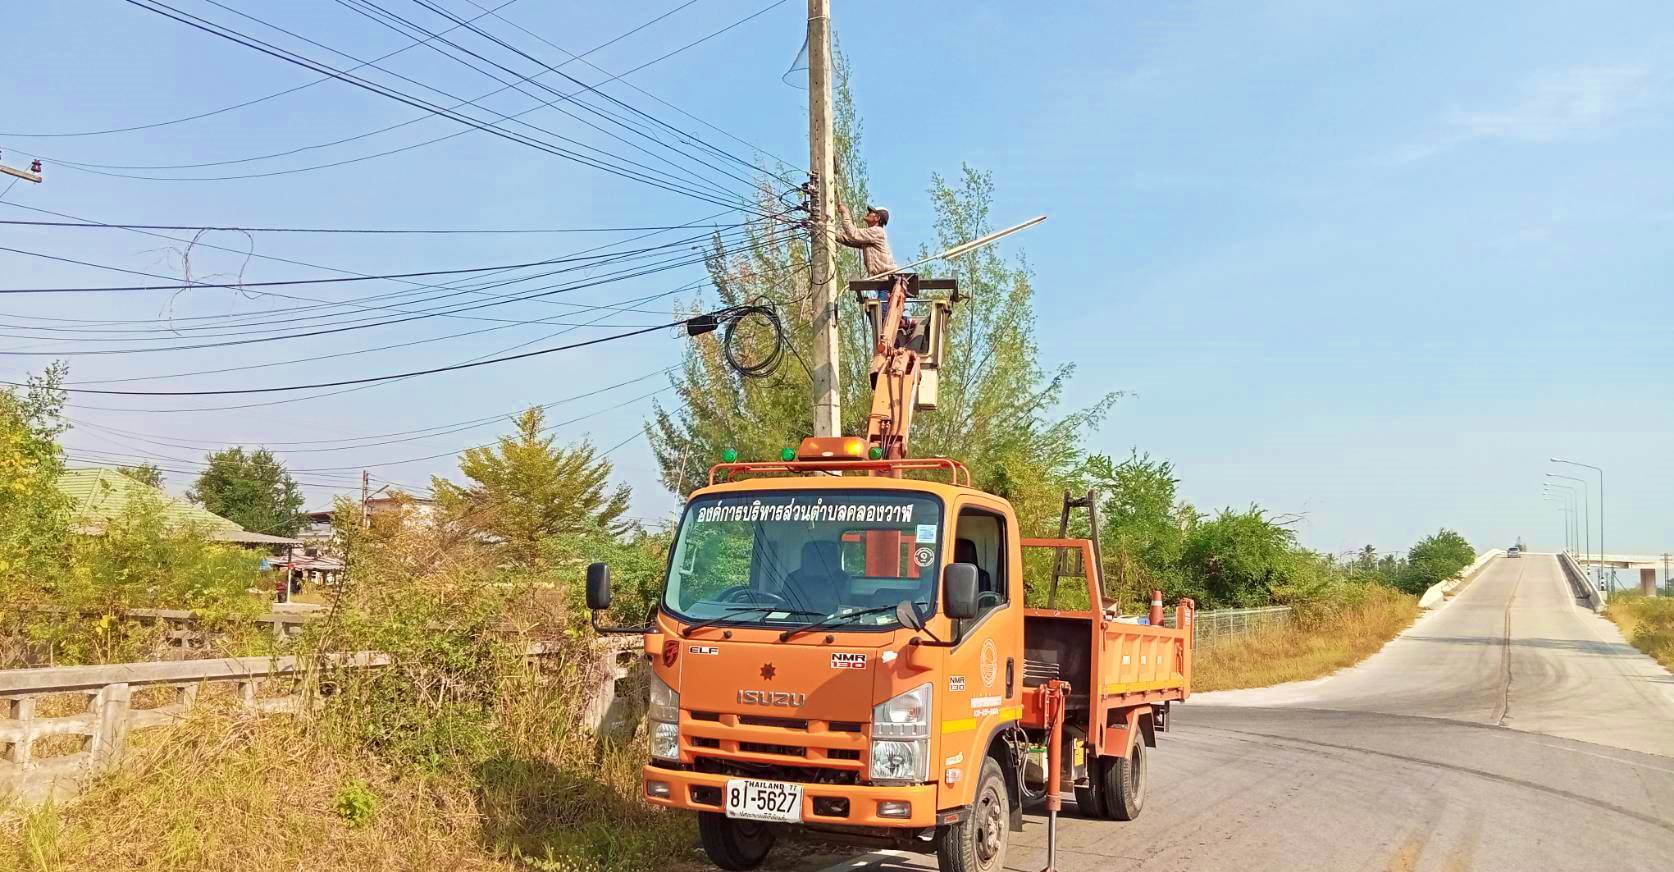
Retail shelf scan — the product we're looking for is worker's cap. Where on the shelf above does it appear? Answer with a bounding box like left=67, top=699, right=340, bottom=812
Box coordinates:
left=866, top=206, right=890, bottom=226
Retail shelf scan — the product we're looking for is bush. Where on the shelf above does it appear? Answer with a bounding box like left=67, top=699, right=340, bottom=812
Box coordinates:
left=1607, top=594, right=1674, bottom=670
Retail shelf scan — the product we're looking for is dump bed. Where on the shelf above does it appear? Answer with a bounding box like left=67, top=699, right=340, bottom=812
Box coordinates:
left=1015, top=537, right=1194, bottom=758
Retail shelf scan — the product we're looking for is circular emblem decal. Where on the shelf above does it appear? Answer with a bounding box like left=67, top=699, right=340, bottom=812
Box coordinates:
left=980, top=639, right=998, bottom=688
left=914, top=546, right=935, bottom=568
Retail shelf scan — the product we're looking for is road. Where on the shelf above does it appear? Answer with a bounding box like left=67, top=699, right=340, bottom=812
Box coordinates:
left=759, top=554, right=1674, bottom=871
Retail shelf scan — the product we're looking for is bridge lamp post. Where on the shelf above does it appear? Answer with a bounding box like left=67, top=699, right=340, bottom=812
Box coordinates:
left=1542, top=487, right=1577, bottom=554
left=1541, top=493, right=1573, bottom=553
left=1551, top=458, right=1605, bottom=593
left=1545, top=474, right=1591, bottom=572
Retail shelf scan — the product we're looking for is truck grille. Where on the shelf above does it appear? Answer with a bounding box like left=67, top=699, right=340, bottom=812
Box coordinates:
left=682, top=710, right=867, bottom=782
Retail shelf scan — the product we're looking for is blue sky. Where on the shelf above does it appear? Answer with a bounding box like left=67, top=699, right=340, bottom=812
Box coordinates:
left=1, top=1, right=1669, bottom=560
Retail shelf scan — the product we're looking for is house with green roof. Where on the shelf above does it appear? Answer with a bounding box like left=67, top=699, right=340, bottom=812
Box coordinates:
left=56, top=468, right=301, bottom=547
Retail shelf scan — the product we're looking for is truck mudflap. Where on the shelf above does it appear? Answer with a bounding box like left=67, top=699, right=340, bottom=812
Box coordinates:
left=642, top=764, right=939, bottom=828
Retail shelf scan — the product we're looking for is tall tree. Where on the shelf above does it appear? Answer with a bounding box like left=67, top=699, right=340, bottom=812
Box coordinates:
left=0, top=364, right=72, bottom=600
left=187, top=447, right=305, bottom=537
left=117, top=463, right=164, bottom=488
left=431, top=407, right=631, bottom=566
left=649, top=51, right=1116, bottom=535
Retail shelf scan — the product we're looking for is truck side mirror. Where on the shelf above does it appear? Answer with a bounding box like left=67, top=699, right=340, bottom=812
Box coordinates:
left=586, top=562, right=612, bottom=611
left=943, top=563, right=980, bottom=620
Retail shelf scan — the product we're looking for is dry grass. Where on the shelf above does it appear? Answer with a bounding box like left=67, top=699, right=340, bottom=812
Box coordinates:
left=1605, top=594, right=1674, bottom=671
left=1, top=705, right=695, bottom=872
left=1193, top=586, right=1419, bottom=692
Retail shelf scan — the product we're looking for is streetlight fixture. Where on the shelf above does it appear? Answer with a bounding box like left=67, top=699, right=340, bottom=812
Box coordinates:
left=1545, top=473, right=1591, bottom=571
left=1542, top=493, right=1573, bottom=553
left=1551, top=458, right=1605, bottom=593
left=1542, top=485, right=1579, bottom=555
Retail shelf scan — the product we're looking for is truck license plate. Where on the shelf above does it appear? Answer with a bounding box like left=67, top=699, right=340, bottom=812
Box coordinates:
left=724, top=778, right=802, bottom=823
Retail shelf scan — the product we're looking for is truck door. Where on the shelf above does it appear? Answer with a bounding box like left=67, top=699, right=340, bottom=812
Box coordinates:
left=936, top=498, right=1023, bottom=807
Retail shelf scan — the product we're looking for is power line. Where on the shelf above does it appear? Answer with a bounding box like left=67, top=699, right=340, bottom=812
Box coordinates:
left=0, top=199, right=746, bottom=330
left=117, top=0, right=773, bottom=212
left=18, top=318, right=692, bottom=396
left=0, top=239, right=715, bottom=294
left=0, top=0, right=534, bottom=138
left=0, top=218, right=748, bottom=234
left=462, top=0, right=803, bottom=175
left=0, top=1, right=766, bottom=188
left=0, top=227, right=784, bottom=356
left=61, top=286, right=691, bottom=385
left=58, top=258, right=809, bottom=415
left=329, top=0, right=759, bottom=201
left=0, top=225, right=753, bottom=335
left=67, top=367, right=673, bottom=451
left=386, top=0, right=770, bottom=188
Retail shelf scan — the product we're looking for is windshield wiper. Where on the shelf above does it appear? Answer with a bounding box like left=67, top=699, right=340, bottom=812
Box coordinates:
left=777, top=604, right=905, bottom=642
left=681, top=604, right=821, bottom=637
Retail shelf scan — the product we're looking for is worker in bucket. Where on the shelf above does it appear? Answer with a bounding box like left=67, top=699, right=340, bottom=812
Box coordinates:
left=835, top=198, right=915, bottom=345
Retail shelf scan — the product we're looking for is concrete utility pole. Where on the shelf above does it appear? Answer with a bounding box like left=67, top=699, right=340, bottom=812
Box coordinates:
left=360, top=470, right=371, bottom=530
left=806, top=0, right=842, bottom=438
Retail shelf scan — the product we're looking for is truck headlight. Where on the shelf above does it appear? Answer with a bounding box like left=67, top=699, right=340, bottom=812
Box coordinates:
left=871, top=683, right=931, bottom=783
left=649, top=671, right=679, bottom=724
left=649, top=671, right=680, bottom=761
left=650, top=720, right=680, bottom=762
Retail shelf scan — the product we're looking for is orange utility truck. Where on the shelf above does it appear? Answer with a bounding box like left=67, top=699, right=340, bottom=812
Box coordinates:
left=586, top=275, right=1195, bottom=872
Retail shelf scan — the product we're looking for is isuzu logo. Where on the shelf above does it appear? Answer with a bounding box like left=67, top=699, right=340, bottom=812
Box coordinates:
left=738, top=689, right=806, bottom=707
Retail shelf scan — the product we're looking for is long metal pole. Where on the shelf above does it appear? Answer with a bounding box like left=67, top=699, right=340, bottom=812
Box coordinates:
left=806, top=0, right=841, bottom=438
left=1543, top=487, right=1575, bottom=553
left=1543, top=494, right=1570, bottom=553
left=1553, top=459, right=1605, bottom=593
left=1548, top=474, right=1590, bottom=572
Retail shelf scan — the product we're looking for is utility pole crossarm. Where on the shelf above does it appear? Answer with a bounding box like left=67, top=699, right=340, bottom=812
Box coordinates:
left=0, top=160, right=43, bottom=184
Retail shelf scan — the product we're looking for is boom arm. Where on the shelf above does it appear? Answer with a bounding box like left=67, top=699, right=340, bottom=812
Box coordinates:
left=863, top=275, right=921, bottom=466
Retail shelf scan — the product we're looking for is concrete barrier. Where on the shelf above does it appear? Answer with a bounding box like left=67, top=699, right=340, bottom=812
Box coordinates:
left=1557, top=551, right=1602, bottom=612
left=1420, top=549, right=1503, bottom=608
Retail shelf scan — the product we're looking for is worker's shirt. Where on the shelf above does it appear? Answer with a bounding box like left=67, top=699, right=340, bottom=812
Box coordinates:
left=835, top=215, right=898, bottom=277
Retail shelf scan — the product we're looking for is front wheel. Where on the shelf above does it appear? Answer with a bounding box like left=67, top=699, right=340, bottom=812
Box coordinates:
left=937, top=757, right=1009, bottom=872
left=697, top=812, right=775, bottom=870
left=1102, top=741, right=1148, bottom=821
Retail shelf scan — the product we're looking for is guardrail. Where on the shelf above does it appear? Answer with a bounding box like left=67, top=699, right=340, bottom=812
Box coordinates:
left=1558, top=551, right=1602, bottom=612
left=0, top=637, right=640, bottom=805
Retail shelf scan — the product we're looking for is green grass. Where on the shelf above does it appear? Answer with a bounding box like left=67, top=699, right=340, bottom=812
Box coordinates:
left=1193, top=586, right=1418, bottom=692
left=1605, top=594, right=1674, bottom=671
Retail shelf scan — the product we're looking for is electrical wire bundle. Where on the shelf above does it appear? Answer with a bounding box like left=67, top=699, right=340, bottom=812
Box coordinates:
left=687, top=304, right=786, bottom=379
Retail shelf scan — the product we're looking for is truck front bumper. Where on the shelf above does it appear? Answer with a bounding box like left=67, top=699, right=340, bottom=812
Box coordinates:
left=642, top=764, right=938, bottom=828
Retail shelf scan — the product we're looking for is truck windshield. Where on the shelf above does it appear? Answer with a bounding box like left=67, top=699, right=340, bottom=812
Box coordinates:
left=662, top=490, right=944, bottom=630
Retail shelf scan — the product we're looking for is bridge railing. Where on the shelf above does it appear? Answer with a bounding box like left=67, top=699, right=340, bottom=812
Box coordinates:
left=1558, top=551, right=1602, bottom=612
left=0, top=638, right=639, bottom=805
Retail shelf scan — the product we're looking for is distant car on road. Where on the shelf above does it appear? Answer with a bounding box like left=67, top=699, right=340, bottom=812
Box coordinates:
left=1507, top=545, right=1521, bottom=558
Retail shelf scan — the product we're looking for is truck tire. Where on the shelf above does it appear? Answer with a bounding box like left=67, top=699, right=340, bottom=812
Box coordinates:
left=697, top=812, right=775, bottom=870
left=1073, top=758, right=1106, bottom=818
left=1102, top=741, right=1147, bottom=821
left=937, top=757, right=1009, bottom=872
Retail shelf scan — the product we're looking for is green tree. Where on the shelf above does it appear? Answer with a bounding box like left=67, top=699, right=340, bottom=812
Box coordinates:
left=1179, top=506, right=1300, bottom=608
left=1396, top=529, right=1475, bottom=594
left=117, top=463, right=164, bottom=488
left=187, top=447, right=306, bottom=537
left=1081, top=451, right=1195, bottom=604
left=432, top=407, right=631, bottom=566
left=0, top=363, right=72, bottom=602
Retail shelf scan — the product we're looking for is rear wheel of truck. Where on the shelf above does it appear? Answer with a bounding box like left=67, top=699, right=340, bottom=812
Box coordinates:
left=1073, top=759, right=1106, bottom=818
left=937, top=757, right=1009, bottom=872
left=697, top=812, right=775, bottom=870
left=1102, top=741, right=1147, bottom=821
